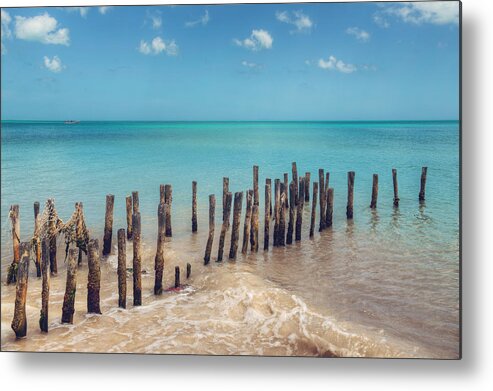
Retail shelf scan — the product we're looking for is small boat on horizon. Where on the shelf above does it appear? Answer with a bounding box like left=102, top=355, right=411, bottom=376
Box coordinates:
left=64, top=120, right=80, bottom=124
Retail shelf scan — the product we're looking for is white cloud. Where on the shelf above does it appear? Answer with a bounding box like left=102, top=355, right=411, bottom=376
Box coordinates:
left=1, top=9, right=12, bottom=54
left=99, top=7, right=114, bottom=15
left=139, top=36, right=178, bottom=56
left=276, top=10, right=313, bottom=33
left=43, top=55, right=64, bottom=73
left=15, top=13, right=70, bottom=46
left=185, top=10, right=210, bottom=27
left=68, top=7, right=89, bottom=18
left=346, top=27, right=370, bottom=42
left=139, top=40, right=151, bottom=55
left=318, top=55, right=356, bottom=74
left=234, top=29, right=273, bottom=51
left=383, top=2, right=459, bottom=25
left=373, top=14, right=390, bottom=28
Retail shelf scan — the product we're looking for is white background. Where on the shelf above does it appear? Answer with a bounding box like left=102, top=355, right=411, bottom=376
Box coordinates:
left=0, top=0, right=491, bottom=390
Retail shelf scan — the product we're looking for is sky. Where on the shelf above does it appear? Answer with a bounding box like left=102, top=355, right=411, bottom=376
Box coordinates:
left=0, top=2, right=460, bottom=121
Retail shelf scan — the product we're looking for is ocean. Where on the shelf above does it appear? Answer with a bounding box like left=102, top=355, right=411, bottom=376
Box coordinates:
left=0, top=120, right=460, bottom=357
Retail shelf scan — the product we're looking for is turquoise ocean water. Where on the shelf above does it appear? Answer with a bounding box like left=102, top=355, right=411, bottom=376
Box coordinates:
left=1, top=121, right=460, bottom=357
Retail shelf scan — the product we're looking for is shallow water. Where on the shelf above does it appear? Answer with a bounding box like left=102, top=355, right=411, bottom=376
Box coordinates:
left=1, top=121, right=459, bottom=357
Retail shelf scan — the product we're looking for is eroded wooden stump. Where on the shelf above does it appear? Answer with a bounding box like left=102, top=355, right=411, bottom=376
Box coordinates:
left=204, top=194, right=216, bottom=265
left=217, top=192, right=232, bottom=262
left=61, top=249, right=78, bottom=324
left=117, top=229, right=127, bottom=308
left=103, top=194, right=115, bottom=256
left=346, top=171, right=355, bottom=219
left=87, top=239, right=102, bottom=314
left=39, top=239, right=50, bottom=332
left=228, top=192, right=243, bottom=260
left=192, top=181, right=198, bottom=232
left=132, top=212, right=142, bottom=306
left=11, top=242, right=30, bottom=339
left=370, top=174, right=378, bottom=209
left=310, top=182, right=318, bottom=238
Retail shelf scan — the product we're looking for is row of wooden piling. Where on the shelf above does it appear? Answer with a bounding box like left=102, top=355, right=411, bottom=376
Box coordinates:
left=202, top=165, right=428, bottom=262
left=6, top=166, right=427, bottom=276
left=9, top=186, right=189, bottom=339
left=10, top=234, right=192, bottom=338
left=8, top=165, right=428, bottom=339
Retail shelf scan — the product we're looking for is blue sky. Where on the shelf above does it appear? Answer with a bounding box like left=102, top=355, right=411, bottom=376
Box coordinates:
left=0, top=2, right=460, bottom=121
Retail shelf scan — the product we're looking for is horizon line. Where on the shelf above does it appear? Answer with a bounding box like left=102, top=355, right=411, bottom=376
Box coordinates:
left=1, top=119, right=460, bottom=123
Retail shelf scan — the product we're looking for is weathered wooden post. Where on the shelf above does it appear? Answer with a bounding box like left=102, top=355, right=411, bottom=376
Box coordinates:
left=242, top=190, right=253, bottom=254
left=266, top=178, right=272, bottom=219
left=223, top=177, right=229, bottom=221
left=76, top=202, right=86, bottom=266
left=419, top=167, right=428, bottom=202
left=126, top=195, right=133, bottom=239
left=370, top=174, right=378, bottom=208
left=283, top=173, right=289, bottom=208
left=204, top=195, right=216, bottom=265
left=160, top=184, right=166, bottom=204
left=292, top=162, right=299, bottom=205
left=33, top=202, right=41, bottom=277
left=346, top=171, right=355, bottom=219
left=175, top=266, right=180, bottom=288
left=253, top=165, right=259, bottom=207
left=273, top=179, right=281, bottom=246
left=286, top=181, right=295, bottom=245
left=319, top=169, right=326, bottom=231
left=11, top=242, right=30, bottom=339
left=102, top=194, right=115, bottom=256
left=117, top=229, right=127, bottom=308
left=154, top=203, right=166, bottom=294
left=325, top=172, right=331, bottom=227
left=251, top=205, right=259, bottom=252
left=229, top=192, right=243, bottom=260
left=132, top=212, right=142, bottom=306
left=11, top=243, right=29, bottom=337
left=61, top=249, right=78, bottom=324
left=298, top=176, right=305, bottom=205
left=327, top=188, right=334, bottom=227
left=305, top=172, right=311, bottom=202
left=264, top=182, right=271, bottom=251
left=165, top=184, right=173, bottom=237
left=192, top=181, right=198, bottom=232
left=392, top=169, right=400, bottom=207
left=7, top=205, right=20, bottom=284
left=310, top=182, right=318, bottom=237
left=217, top=192, right=232, bottom=262
left=186, top=263, right=191, bottom=279
left=251, top=165, right=259, bottom=246
left=87, top=239, right=102, bottom=314
left=296, top=178, right=305, bottom=241
left=132, top=191, right=140, bottom=214
left=48, top=199, right=57, bottom=276
left=279, top=183, right=286, bottom=246
left=39, top=239, right=50, bottom=332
